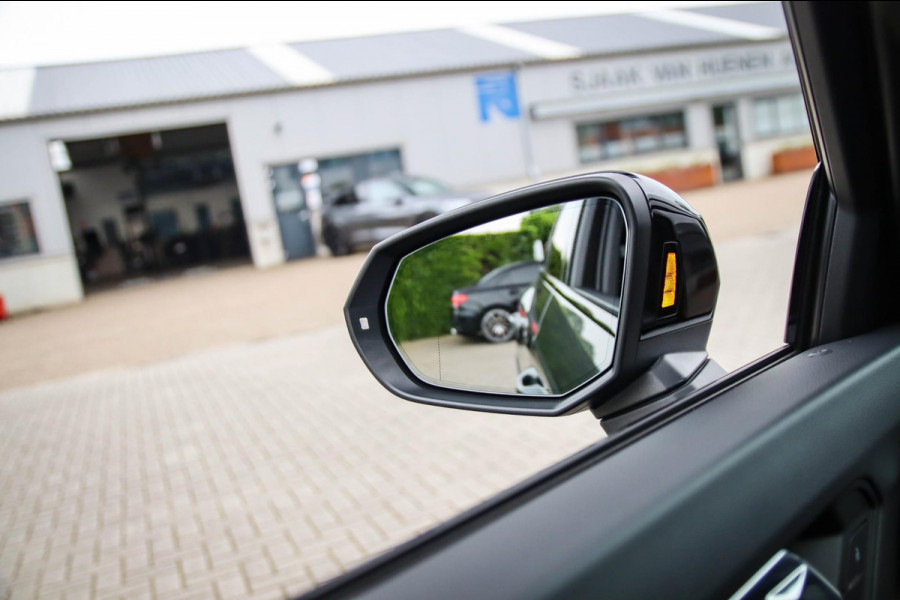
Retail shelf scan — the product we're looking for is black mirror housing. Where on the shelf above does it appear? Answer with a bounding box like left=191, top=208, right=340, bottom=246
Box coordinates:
left=344, top=172, right=720, bottom=424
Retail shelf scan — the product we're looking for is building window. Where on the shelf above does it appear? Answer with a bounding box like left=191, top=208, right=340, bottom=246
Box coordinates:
left=0, top=201, right=39, bottom=259
left=576, top=112, right=688, bottom=164
left=753, top=93, right=808, bottom=138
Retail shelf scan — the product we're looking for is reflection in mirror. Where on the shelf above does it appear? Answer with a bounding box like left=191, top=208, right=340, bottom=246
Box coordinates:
left=386, top=197, right=627, bottom=396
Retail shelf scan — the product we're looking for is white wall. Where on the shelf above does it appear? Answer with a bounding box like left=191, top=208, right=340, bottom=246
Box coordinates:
left=0, top=254, right=81, bottom=313
left=0, top=67, right=531, bottom=310
left=527, top=118, right=579, bottom=176
left=0, top=42, right=808, bottom=312
left=0, top=123, right=76, bottom=257
left=685, top=102, right=716, bottom=152
left=735, top=95, right=814, bottom=179
left=742, top=132, right=815, bottom=180
left=227, top=72, right=527, bottom=187
left=0, top=122, right=83, bottom=312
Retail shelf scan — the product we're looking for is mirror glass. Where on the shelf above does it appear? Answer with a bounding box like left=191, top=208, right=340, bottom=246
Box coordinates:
left=386, top=197, right=627, bottom=396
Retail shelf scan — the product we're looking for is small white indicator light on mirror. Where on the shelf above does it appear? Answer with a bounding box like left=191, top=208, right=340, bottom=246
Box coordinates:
left=359, top=317, right=370, bottom=331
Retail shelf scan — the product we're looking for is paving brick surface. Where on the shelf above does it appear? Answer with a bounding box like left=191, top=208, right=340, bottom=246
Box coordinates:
left=0, top=328, right=604, bottom=599
left=0, top=172, right=810, bottom=599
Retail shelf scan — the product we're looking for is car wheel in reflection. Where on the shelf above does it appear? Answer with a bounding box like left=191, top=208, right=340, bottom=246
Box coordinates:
left=480, top=308, right=515, bottom=343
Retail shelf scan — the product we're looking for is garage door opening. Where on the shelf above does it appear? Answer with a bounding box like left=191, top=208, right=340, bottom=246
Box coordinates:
left=53, top=124, right=250, bottom=291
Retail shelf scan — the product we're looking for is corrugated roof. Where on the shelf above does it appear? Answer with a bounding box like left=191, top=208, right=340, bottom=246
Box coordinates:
left=1, top=2, right=788, bottom=123
left=290, top=29, right=536, bottom=81
left=27, top=49, right=286, bottom=117
left=502, top=13, right=740, bottom=56
left=686, top=3, right=789, bottom=31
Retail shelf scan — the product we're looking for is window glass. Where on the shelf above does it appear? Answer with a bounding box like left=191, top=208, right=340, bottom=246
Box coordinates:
left=577, top=112, right=687, bottom=164
left=270, top=164, right=308, bottom=212
left=0, top=5, right=816, bottom=599
left=753, top=99, right=776, bottom=137
left=753, top=94, right=809, bottom=137
left=0, top=201, right=39, bottom=259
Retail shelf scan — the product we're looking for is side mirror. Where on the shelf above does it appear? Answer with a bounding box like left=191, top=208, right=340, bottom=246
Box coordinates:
left=344, top=172, right=722, bottom=431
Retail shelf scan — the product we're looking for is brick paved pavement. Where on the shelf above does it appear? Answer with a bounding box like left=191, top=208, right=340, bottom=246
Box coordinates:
left=0, top=255, right=369, bottom=393
left=0, top=172, right=809, bottom=599
left=0, top=329, right=604, bottom=600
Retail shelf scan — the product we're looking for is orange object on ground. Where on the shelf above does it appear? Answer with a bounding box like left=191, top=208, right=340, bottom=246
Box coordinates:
left=772, top=146, right=818, bottom=174
left=0, top=293, right=6, bottom=320
left=644, top=163, right=717, bottom=193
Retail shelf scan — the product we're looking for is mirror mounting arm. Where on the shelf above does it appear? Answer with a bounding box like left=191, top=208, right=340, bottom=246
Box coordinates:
left=595, top=354, right=726, bottom=434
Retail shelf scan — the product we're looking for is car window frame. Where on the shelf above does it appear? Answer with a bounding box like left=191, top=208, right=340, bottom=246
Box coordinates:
left=568, top=197, right=626, bottom=309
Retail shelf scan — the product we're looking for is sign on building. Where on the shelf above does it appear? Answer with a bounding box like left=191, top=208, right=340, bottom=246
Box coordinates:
left=475, top=72, right=520, bottom=122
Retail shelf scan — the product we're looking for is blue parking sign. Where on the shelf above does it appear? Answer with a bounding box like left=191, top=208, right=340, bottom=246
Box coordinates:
left=476, top=72, right=521, bottom=122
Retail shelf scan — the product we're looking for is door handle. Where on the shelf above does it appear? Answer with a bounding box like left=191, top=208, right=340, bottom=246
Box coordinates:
left=516, top=367, right=548, bottom=395
left=729, top=550, right=841, bottom=600
left=767, top=563, right=807, bottom=600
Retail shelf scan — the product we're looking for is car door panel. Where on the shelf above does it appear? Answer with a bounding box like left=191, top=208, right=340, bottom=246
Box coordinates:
left=306, top=326, right=900, bottom=599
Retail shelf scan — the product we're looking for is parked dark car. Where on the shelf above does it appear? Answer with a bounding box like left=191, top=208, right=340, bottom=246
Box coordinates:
left=451, top=261, right=542, bottom=343
left=322, top=174, right=487, bottom=255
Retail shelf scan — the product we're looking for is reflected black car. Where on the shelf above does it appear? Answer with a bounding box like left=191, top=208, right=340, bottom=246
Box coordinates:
left=451, top=261, right=542, bottom=343
left=322, top=174, right=487, bottom=255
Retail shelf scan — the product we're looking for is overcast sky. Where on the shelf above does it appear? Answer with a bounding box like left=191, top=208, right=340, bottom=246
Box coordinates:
left=0, top=1, right=754, bottom=69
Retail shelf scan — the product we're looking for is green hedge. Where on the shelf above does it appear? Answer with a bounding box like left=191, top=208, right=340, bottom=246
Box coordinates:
left=387, top=209, right=558, bottom=342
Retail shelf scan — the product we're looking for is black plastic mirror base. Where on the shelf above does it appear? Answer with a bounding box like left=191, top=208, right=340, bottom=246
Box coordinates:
left=598, top=357, right=726, bottom=434
left=344, top=171, right=719, bottom=421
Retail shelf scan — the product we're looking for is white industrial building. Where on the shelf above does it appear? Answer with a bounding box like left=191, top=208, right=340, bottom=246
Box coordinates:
left=0, top=2, right=812, bottom=314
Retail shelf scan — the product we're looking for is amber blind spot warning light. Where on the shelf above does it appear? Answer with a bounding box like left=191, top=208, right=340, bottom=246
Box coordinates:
left=662, top=252, right=677, bottom=308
